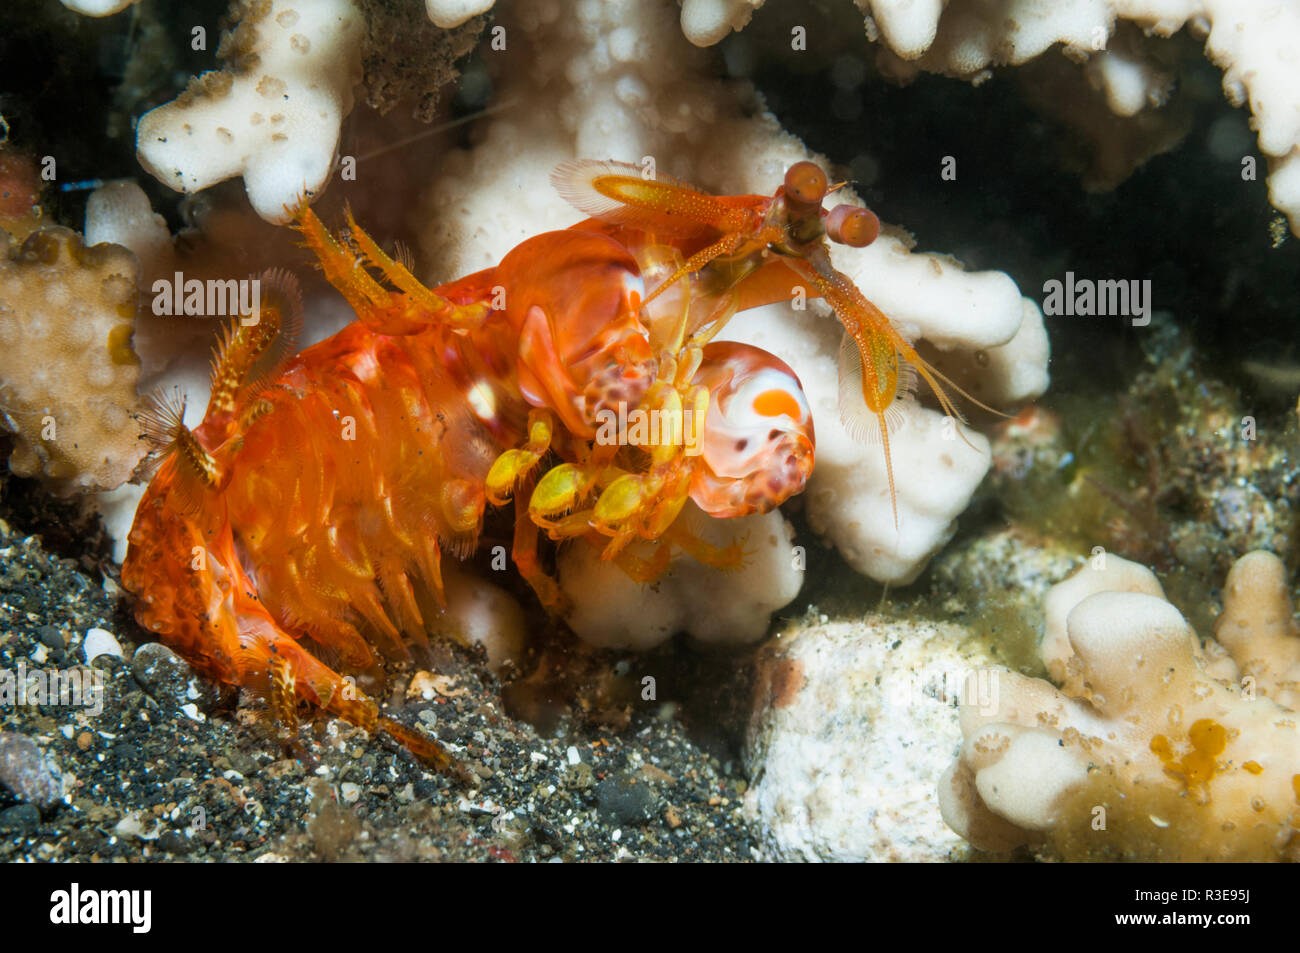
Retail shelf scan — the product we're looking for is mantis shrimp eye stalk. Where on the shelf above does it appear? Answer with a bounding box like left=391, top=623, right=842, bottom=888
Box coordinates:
left=825, top=204, right=880, bottom=248
left=783, top=161, right=829, bottom=211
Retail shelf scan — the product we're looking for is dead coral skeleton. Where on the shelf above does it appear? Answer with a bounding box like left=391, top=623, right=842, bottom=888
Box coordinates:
left=941, top=551, right=1300, bottom=861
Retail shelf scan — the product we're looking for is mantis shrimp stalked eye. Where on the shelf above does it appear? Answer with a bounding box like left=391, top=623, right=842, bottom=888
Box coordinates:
left=824, top=204, right=879, bottom=247
left=782, top=161, right=829, bottom=209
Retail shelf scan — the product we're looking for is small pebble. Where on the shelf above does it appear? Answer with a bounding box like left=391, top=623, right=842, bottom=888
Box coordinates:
left=36, top=625, right=65, bottom=650
left=640, top=764, right=675, bottom=785
left=407, top=670, right=439, bottom=700
left=76, top=732, right=93, bottom=751
left=157, top=830, right=195, bottom=855
left=595, top=773, right=659, bottom=825
left=179, top=703, right=205, bottom=722
left=114, top=812, right=160, bottom=840
left=0, top=803, right=40, bottom=834
left=0, top=731, right=62, bottom=810
left=131, top=642, right=190, bottom=693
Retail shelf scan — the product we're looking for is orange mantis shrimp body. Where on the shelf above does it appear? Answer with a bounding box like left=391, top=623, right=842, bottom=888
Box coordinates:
left=121, top=176, right=819, bottom=774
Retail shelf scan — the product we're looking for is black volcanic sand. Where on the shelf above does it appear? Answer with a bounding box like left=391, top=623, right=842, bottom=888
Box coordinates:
left=0, top=509, right=755, bottom=863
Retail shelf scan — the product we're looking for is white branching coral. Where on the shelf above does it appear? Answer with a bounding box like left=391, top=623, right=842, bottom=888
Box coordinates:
left=863, top=0, right=1300, bottom=235
left=0, top=229, right=145, bottom=492
left=58, top=0, right=138, bottom=15
left=675, top=1, right=1300, bottom=235
left=84, top=180, right=173, bottom=288
left=131, top=0, right=1300, bottom=235
left=417, top=0, right=1047, bottom=610
left=940, top=551, right=1300, bottom=861
left=420, top=0, right=766, bottom=45
left=136, top=0, right=363, bottom=223
left=425, top=0, right=495, bottom=29
left=1215, top=551, right=1300, bottom=711
left=679, top=0, right=763, bottom=46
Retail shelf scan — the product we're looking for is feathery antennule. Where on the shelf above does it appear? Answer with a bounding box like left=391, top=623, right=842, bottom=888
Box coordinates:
left=206, top=268, right=301, bottom=416
left=392, top=240, right=417, bottom=273
left=243, top=268, right=303, bottom=396
left=137, top=385, right=189, bottom=453
left=132, top=385, right=189, bottom=483
left=132, top=384, right=222, bottom=509
left=260, top=267, right=304, bottom=351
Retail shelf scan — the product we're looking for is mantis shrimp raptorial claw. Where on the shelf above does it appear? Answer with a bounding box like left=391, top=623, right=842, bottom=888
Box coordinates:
left=486, top=408, right=556, bottom=506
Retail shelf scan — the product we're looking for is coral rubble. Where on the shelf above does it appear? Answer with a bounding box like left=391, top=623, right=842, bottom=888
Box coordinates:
left=687, top=0, right=1300, bottom=237
left=941, top=551, right=1300, bottom=861
left=744, top=614, right=997, bottom=861
left=0, top=228, right=145, bottom=492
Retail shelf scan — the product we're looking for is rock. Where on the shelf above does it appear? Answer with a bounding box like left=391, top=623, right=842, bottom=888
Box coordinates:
left=131, top=641, right=228, bottom=712
left=156, top=829, right=195, bottom=854
left=594, top=773, right=659, bottom=826
left=113, top=811, right=161, bottom=840
left=111, top=743, right=139, bottom=763
left=0, top=731, right=63, bottom=810
left=82, top=627, right=123, bottom=665
left=743, top=617, right=998, bottom=861
left=131, top=642, right=191, bottom=698
left=36, top=625, right=65, bottom=651
left=0, top=803, right=40, bottom=834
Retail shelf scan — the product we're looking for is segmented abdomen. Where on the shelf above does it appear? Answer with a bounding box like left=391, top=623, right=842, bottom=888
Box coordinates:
left=127, top=311, right=530, bottom=684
